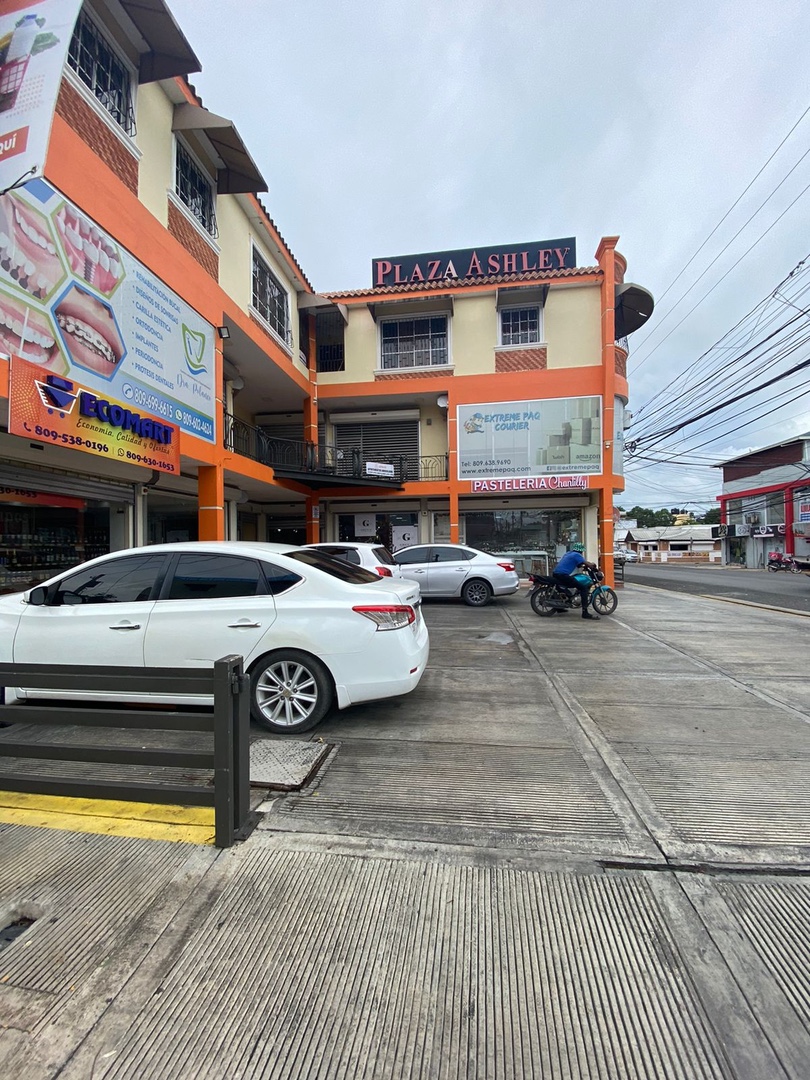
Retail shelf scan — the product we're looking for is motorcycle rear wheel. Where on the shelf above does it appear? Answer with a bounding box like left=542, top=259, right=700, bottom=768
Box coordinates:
left=530, top=586, right=559, bottom=617
left=592, top=587, right=618, bottom=615
left=767, top=562, right=780, bottom=572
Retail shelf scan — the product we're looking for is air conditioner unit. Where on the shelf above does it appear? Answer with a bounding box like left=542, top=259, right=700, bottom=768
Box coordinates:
left=744, top=513, right=760, bottom=524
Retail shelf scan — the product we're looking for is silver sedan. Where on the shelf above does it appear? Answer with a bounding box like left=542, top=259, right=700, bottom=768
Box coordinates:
left=393, top=544, right=520, bottom=606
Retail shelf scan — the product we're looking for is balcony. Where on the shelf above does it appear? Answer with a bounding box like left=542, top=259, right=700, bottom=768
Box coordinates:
left=224, top=413, right=448, bottom=488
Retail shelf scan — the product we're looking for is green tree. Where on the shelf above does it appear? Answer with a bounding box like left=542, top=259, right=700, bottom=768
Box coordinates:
left=698, top=507, right=721, bottom=524
left=628, top=506, right=674, bottom=528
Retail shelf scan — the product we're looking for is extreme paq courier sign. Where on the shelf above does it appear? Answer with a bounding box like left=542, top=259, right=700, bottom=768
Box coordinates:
left=372, top=238, right=576, bottom=287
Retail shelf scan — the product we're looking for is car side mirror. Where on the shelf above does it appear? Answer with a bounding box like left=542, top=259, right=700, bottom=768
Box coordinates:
left=26, top=586, right=48, bottom=606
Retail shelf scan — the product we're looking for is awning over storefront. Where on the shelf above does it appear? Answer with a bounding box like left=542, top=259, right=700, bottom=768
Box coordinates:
left=119, top=0, right=202, bottom=83
left=172, top=103, right=267, bottom=194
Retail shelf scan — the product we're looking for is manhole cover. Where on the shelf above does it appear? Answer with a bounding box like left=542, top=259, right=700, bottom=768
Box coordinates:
left=249, top=739, right=333, bottom=790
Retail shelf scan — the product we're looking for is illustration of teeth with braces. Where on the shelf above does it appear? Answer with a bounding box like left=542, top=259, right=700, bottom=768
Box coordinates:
left=56, top=312, right=118, bottom=366
left=0, top=205, right=58, bottom=298
left=56, top=207, right=122, bottom=293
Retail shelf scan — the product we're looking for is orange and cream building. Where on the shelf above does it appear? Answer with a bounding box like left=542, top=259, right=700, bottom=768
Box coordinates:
left=0, top=0, right=653, bottom=593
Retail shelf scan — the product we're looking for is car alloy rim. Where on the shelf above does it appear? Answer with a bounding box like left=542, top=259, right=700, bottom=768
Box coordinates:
left=468, top=581, right=488, bottom=602
left=255, top=659, right=319, bottom=727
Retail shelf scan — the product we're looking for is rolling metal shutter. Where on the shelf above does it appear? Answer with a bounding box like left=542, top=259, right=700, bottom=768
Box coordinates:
left=333, top=421, right=420, bottom=479
left=0, top=464, right=136, bottom=503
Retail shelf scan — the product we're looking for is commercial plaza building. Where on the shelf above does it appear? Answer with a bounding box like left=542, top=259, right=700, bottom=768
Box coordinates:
left=715, top=433, right=810, bottom=568
left=0, top=0, right=653, bottom=594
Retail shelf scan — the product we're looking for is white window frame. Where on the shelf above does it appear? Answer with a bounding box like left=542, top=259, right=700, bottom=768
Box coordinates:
left=377, top=313, right=452, bottom=373
left=497, top=303, right=543, bottom=348
left=250, top=243, right=293, bottom=353
left=172, top=137, right=218, bottom=240
left=64, top=9, right=140, bottom=156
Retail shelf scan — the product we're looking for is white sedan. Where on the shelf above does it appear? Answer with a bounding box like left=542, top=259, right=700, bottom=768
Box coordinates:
left=612, top=549, right=639, bottom=563
left=0, top=541, right=429, bottom=735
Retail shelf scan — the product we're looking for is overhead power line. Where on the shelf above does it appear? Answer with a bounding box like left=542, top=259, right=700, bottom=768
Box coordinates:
left=652, top=101, right=810, bottom=311
left=630, top=103, right=810, bottom=374
left=629, top=178, right=810, bottom=375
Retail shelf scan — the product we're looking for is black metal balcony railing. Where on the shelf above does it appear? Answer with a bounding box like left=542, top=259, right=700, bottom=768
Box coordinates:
left=224, top=413, right=449, bottom=482
left=317, top=344, right=345, bottom=372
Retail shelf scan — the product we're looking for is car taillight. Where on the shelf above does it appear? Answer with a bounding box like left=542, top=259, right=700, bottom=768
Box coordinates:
left=352, top=604, right=415, bottom=630
left=497, top=562, right=515, bottom=572
left=375, top=566, right=393, bottom=576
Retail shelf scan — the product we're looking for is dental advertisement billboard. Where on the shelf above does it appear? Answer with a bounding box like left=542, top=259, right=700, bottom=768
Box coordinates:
left=458, top=396, right=602, bottom=482
left=1, top=177, right=216, bottom=443
left=0, top=0, right=82, bottom=192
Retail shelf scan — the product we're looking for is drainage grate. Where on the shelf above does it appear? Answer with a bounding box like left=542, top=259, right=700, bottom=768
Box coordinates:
left=0, top=916, right=35, bottom=951
left=249, top=739, right=333, bottom=790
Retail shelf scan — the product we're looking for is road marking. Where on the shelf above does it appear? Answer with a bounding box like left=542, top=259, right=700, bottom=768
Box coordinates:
left=0, top=791, right=215, bottom=844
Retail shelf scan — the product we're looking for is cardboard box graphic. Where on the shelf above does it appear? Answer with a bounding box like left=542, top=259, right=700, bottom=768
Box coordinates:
left=569, top=418, right=592, bottom=443
left=537, top=446, right=571, bottom=466
left=569, top=443, right=600, bottom=465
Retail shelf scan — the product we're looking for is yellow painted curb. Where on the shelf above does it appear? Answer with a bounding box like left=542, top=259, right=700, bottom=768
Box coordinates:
left=0, top=791, right=216, bottom=844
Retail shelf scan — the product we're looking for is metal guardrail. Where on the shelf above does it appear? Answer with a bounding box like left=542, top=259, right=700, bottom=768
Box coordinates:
left=0, top=655, right=250, bottom=849
left=224, top=413, right=449, bottom=481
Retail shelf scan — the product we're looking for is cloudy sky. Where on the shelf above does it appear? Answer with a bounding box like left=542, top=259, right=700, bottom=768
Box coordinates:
left=168, top=0, right=810, bottom=511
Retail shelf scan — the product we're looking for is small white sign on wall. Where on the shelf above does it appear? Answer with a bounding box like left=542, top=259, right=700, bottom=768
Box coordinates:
left=391, top=526, right=416, bottom=551
left=354, top=513, right=376, bottom=536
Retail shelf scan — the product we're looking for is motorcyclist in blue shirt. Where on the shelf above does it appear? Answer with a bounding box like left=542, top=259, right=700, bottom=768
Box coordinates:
left=553, top=549, right=600, bottom=620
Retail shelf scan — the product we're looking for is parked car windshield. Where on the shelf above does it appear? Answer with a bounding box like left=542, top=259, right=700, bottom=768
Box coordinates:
left=288, top=548, right=382, bottom=584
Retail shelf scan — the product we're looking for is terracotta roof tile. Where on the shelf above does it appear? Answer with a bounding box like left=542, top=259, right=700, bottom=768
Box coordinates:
left=325, top=265, right=601, bottom=300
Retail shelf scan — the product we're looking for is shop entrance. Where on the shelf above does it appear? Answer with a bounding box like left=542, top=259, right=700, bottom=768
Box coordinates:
left=337, top=512, right=418, bottom=552
left=146, top=490, right=198, bottom=545
left=0, top=492, right=111, bottom=594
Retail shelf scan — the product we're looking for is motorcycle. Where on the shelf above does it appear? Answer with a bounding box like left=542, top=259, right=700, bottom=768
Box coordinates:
left=528, top=565, right=618, bottom=617
left=767, top=553, right=802, bottom=574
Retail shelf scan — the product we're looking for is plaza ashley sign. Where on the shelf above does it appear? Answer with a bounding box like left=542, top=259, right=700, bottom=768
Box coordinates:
left=372, top=238, right=577, bottom=288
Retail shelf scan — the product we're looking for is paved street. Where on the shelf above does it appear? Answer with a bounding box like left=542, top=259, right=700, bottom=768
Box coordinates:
left=622, top=561, right=810, bottom=614
left=1, top=583, right=809, bottom=1078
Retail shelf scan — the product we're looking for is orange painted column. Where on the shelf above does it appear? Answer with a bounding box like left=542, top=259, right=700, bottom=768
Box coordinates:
left=595, top=236, right=619, bottom=582
left=198, top=464, right=225, bottom=540
left=304, top=313, right=320, bottom=542
left=306, top=494, right=320, bottom=543
left=445, top=391, right=460, bottom=543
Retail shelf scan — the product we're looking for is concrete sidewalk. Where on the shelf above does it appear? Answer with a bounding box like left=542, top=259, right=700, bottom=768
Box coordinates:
left=0, top=584, right=808, bottom=1078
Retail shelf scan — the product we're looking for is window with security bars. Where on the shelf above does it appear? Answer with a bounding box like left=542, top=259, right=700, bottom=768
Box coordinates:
left=175, top=142, right=217, bottom=236
left=67, top=11, right=135, bottom=135
left=380, top=317, right=448, bottom=370
left=500, top=306, right=541, bottom=346
left=252, top=249, right=291, bottom=345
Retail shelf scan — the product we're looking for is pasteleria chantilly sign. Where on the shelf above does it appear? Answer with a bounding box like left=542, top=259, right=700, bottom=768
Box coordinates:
left=372, top=238, right=577, bottom=288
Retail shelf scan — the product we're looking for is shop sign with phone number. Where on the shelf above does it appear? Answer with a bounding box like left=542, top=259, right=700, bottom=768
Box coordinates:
left=9, top=357, right=180, bottom=475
